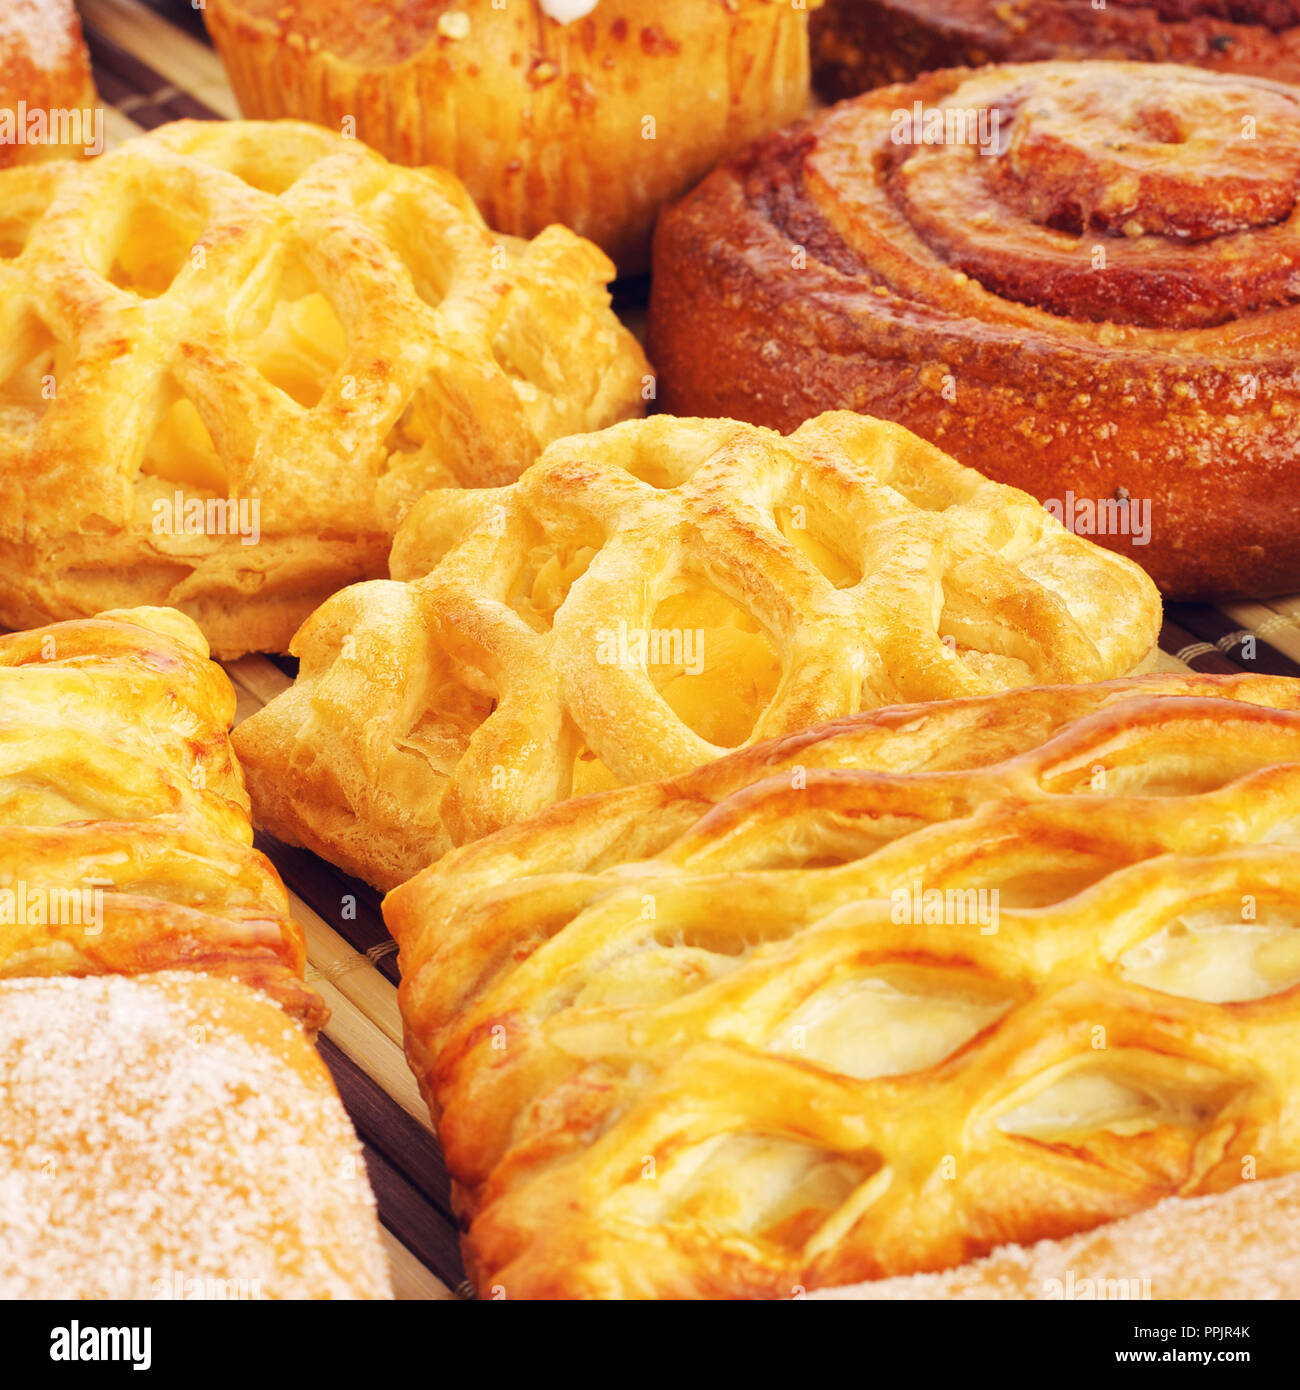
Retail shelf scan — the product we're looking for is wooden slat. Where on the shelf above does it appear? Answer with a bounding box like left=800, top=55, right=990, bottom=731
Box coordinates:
left=380, top=1231, right=459, bottom=1302
left=1220, top=598, right=1300, bottom=670
left=80, top=0, right=240, bottom=118
left=301, top=918, right=433, bottom=1132
left=1166, top=601, right=1300, bottom=680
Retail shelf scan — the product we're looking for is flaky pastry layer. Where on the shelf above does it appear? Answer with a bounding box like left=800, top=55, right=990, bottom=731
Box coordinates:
left=0, top=606, right=322, bottom=1027
left=0, top=119, right=647, bottom=656
left=384, top=672, right=1300, bottom=1298
left=235, top=410, right=1160, bottom=889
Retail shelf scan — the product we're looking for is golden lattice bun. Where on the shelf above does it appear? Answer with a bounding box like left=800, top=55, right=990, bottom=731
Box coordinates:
left=0, top=119, right=648, bottom=657
left=234, top=410, right=1161, bottom=889
left=202, top=0, right=822, bottom=274
left=0, top=605, right=323, bottom=1029
left=382, top=672, right=1300, bottom=1298
left=0, top=971, right=391, bottom=1299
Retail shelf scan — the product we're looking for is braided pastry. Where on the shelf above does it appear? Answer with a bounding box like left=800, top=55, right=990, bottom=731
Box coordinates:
left=383, top=672, right=1300, bottom=1298
left=234, top=410, right=1160, bottom=889
left=811, top=0, right=1300, bottom=99
left=0, top=971, right=390, bottom=1299
left=648, top=61, right=1300, bottom=599
left=0, top=119, right=647, bottom=657
left=0, top=606, right=323, bottom=1029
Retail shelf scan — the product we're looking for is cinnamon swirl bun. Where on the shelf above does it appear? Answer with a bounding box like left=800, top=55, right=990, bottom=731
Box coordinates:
left=648, top=61, right=1300, bottom=599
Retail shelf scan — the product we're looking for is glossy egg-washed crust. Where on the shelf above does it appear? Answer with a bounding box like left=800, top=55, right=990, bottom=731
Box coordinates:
left=234, top=410, right=1159, bottom=891
left=0, top=606, right=323, bottom=1029
left=385, top=672, right=1300, bottom=1298
left=202, top=0, right=821, bottom=274
left=0, top=0, right=97, bottom=169
left=0, top=119, right=646, bottom=658
left=810, top=0, right=1300, bottom=100
left=648, top=61, right=1300, bottom=600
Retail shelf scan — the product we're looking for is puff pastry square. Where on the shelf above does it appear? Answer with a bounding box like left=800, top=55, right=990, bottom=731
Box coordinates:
left=0, top=119, right=647, bottom=657
left=236, top=410, right=1161, bottom=889
left=383, top=672, right=1300, bottom=1298
left=0, top=605, right=323, bottom=1027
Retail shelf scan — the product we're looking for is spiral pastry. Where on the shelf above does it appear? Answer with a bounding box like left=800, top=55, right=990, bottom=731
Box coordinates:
left=811, top=0, right=1300, bottom=100
left=648, top=61, right=1300, bottom=599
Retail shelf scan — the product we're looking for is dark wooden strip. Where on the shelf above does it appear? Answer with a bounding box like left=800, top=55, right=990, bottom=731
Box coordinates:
left=254, top=829, right=400, bottom=984
left=1164, top=602, right=1300, bottom=681
left=1158, top=614, right=1242, bottom=674
left=358, top=1140, right=468, bottom=1293
left=133, top=0, right=214, bottom=44
left=267, top=652, right=300, bottom=680
left=85, top=26, right=181, bottom=108
left=318, top=1033, right=454, bottom=1216
left=84, top=25, right=224, bottom=124
left=88, top=63, right=145, bottom=114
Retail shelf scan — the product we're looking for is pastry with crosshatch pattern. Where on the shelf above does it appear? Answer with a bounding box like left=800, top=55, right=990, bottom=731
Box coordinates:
left=382, top=671, right=1300, bottom=1298
left=233, top=410, right=1161, bottom=890
left=0, top=1, right=97, bottom=169
left=0, top=119, right=647, bottom=658
left=0, top=605, right=323, bottom=1029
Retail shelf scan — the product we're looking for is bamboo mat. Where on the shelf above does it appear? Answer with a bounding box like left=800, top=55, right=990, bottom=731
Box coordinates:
left=70, top=0, right=1300, bottom=1303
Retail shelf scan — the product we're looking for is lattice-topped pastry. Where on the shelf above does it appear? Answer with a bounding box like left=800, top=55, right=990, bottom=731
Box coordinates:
left=0, top=606, right=322, bottom=1028
left=234, top=410, right=1161, bottom=889
left=383, top=672, right=1300, bottom=1298
left=0, top=119, right=647, bottom=657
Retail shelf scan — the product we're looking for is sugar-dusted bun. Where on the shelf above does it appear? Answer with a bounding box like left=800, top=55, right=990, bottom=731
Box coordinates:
left=0, top=0, right=98, bottom=169
left=0, top=971, right=391, bottom=1299
left=202, top=0, right=822, bottom=274
left=811, top=0, right=1300, bottom=100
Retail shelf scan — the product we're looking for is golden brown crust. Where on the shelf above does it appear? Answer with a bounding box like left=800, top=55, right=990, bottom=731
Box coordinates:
left=234, top=410, right=1159, bottom=890
left=0, top=0, right=97, bottom=170
left=0, top=606, right=324, bottom=1029
left=202, top=0, right=821, bottom=274
left=811, top=0, right=1300, bottom=99
left=0, top=971, right=390, bottom=1299
left=383, top=671, right=1300, bottom=1298
left=0, top=119, right=647, bottom=658
left=647, top=61, right=1300, bottom=601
